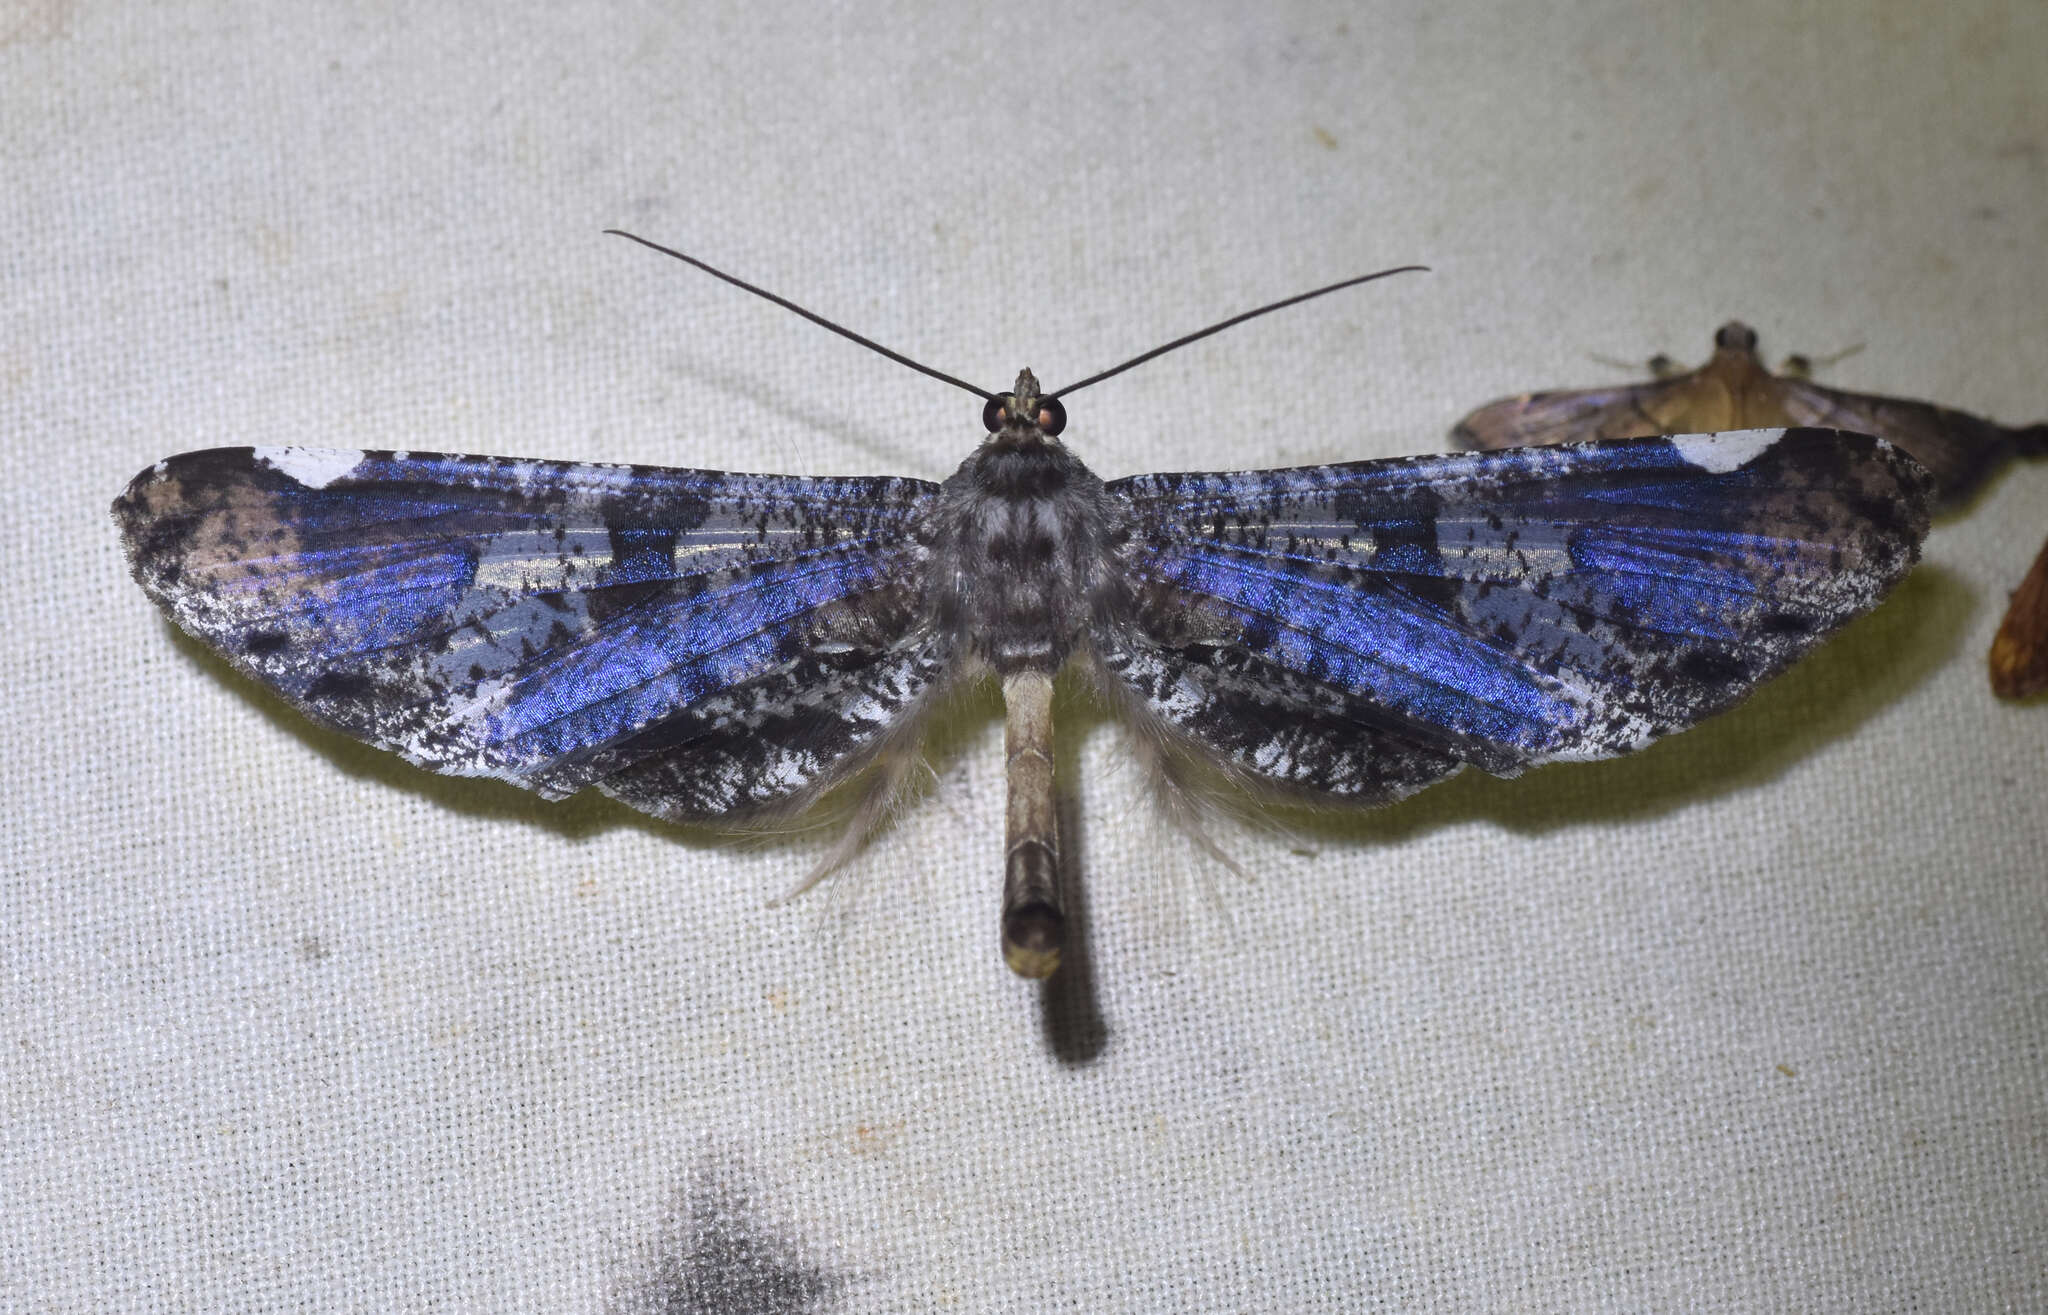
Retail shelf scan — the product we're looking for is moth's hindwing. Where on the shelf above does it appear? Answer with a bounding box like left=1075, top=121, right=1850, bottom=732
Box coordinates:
left=114, top=447, right=945, bottom=816
left=1099, top=429, right=1932, bottom=799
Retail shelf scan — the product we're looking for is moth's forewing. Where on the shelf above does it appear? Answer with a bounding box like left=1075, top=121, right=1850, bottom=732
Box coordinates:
left=1772, top=378, right=2034, bottom=507
left=1451, top=380, right=1675, bottom=450
left=1099, top=428, right=1932, bottom=801
left=114, top=447, right=946, bottom=817
left=1991, top=536, right=2048, bottom=700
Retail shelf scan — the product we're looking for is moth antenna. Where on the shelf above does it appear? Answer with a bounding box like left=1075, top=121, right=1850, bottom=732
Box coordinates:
left=1046, top=265, right=1429, bottom=399
left=1784, top=339, right=1866, bottom=376
left=605, top=230, right=995, bottom=402
left=612, top=229, right=1425, bottom=416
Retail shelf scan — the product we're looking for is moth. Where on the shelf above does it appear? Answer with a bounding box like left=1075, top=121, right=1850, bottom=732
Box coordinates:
left=1454, top=321, right=2047, bottom=702
left=1451, top=321, right=2045, bottom=511
left=115, top=241, right=1934, bottom=978
left=1990, top=537, right=2048, bottom=699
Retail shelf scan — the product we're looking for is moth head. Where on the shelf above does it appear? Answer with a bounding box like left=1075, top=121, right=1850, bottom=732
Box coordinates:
left=981, top=368, right=1068, bottom=439
left=1713, top=322, right=1759, bottom=354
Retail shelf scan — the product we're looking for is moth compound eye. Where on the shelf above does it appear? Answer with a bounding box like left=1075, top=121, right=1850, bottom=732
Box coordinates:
left=1037, top=396, right=1067, bottom=437
left=982, top=396, right=1010, bottom=433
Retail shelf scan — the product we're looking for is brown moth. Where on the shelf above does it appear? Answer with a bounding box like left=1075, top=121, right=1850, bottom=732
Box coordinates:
left=1990, top=537, right=2048, bottom=700
left=1452, top=322, right=2048, bottom=701
left=1451, top=322, right=2044, bottom=511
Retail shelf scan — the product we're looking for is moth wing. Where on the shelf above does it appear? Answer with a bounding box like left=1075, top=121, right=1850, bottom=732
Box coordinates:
left=1092, top=630, right=1469, bottom=806
left=1451, top=378, right=1691, bottom=450
left=1772, top=376, right=2029, bottom=507
left=115, top=447, right=946, bottom=817
left=1990, top=535, right=2048, bottom=700
left=1098, top=430, right=1931, bottom=802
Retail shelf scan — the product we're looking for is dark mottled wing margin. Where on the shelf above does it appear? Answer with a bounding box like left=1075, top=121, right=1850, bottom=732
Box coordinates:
left=114, top=448, right=945, bottom=819
left=1773, top=377, right=2041, bottom=508
left=1095, top=430, right=1931, bottom=803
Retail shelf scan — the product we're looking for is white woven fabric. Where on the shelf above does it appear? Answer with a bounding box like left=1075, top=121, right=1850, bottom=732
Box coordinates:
left=7, top=1, right=2045, bottom=1309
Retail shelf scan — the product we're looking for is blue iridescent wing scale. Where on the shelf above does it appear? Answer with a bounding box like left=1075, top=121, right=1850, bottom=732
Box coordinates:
left=1095, top=428, right=1932, bottom=802
left=115, top=447, right=945, bottom=818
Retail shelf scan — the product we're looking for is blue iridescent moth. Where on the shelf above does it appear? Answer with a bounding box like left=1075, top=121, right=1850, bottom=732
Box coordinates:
left=114, top=246, right=1935, bottom=978
left=1452, top=321, right=2045, bottom=696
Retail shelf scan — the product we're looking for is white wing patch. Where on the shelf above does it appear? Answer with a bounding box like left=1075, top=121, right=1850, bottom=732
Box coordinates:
left=254, top=446, right=367, bottom=489
left=1670, top=429, right=1786, bottom=474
